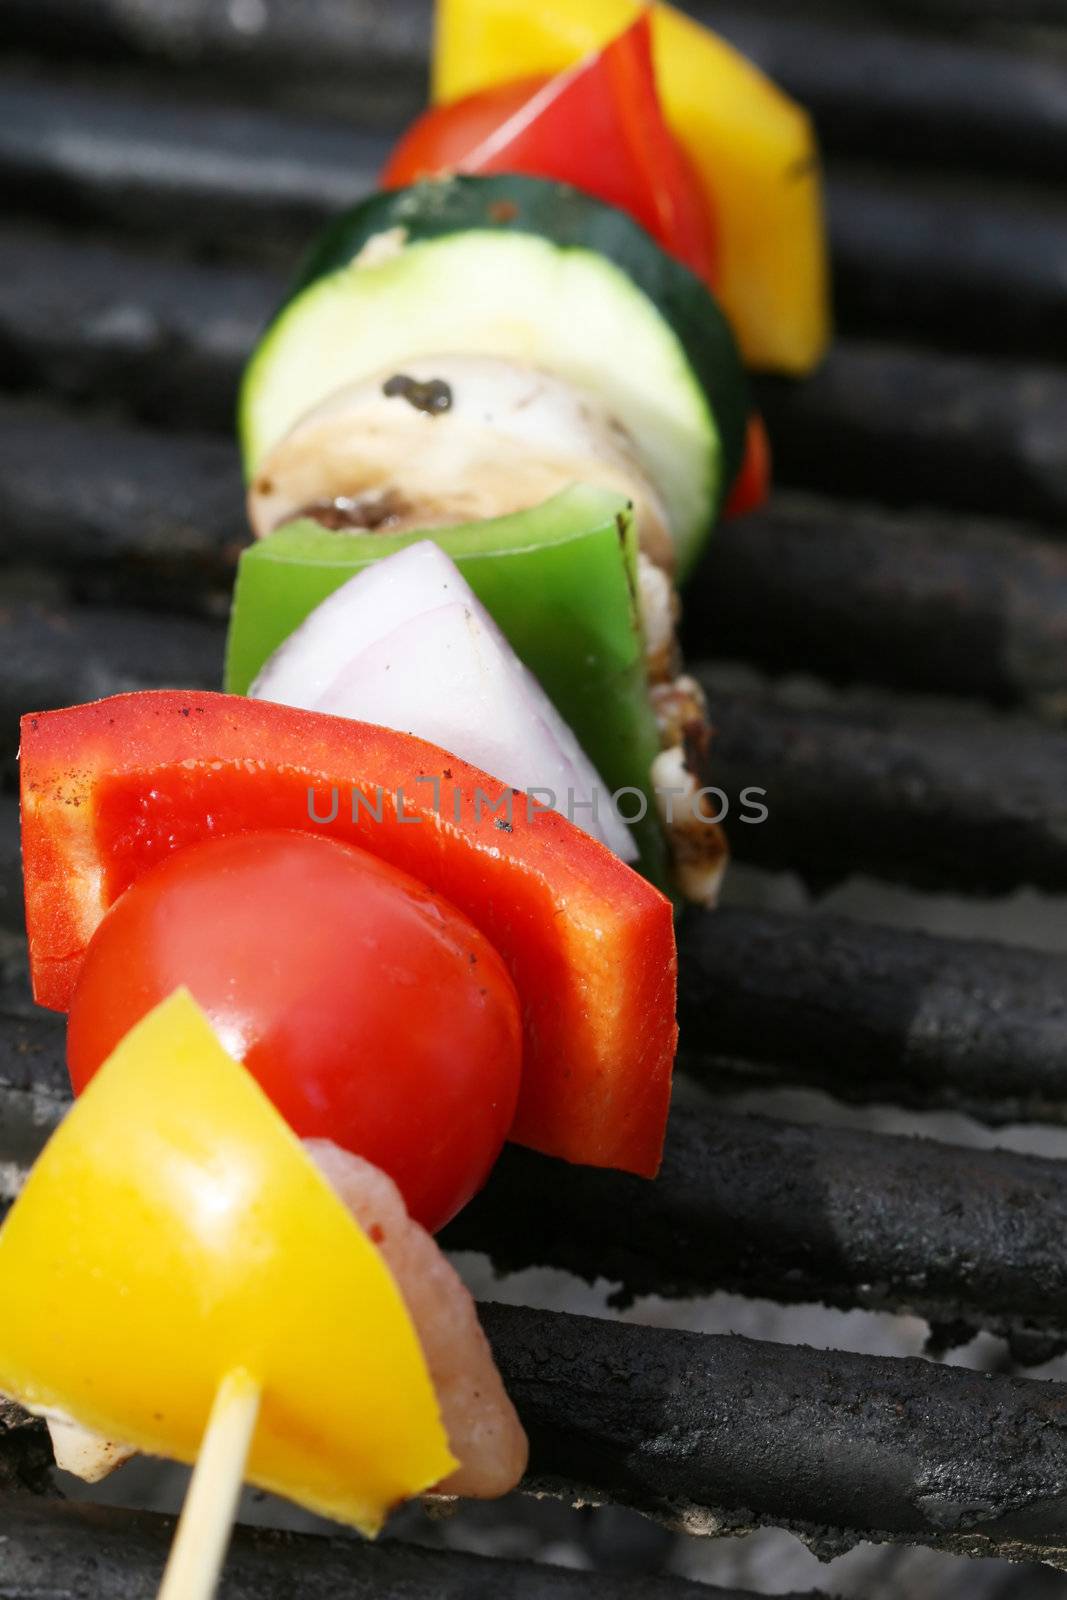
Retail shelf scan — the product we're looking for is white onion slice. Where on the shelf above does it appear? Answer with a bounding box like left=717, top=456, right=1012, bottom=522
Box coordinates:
left=251, top=541, right=636, bottom=860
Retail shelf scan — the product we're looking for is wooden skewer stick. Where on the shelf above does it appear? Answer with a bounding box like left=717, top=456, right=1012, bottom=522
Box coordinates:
left=158, top=1368, right=261, bottom=1600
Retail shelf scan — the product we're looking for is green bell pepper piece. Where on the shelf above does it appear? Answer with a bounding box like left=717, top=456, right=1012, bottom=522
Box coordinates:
left=225, top=484, right=670, bottom=890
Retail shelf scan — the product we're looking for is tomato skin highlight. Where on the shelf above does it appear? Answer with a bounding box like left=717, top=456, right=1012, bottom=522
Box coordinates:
left=22, top=692, right=677, bottom=1179
left=383, top=77, right=547, bottom=182
left=382, top=16, right=717, bottom=286
left=67, top=830, right=522, bottom=1233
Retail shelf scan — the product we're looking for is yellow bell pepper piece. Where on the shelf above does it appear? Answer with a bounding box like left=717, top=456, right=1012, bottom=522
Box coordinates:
left=0, top=989, right=455, bottom=1533
left=432, top=0, right=831, bottom=375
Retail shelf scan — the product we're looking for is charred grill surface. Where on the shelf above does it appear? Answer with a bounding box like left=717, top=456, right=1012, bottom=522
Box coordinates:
left=0, top=1407, right=54, bottom=1499
left=677, top=907, right=1067, bottom=1122
left=450, top=1111, right=1067, bottom=1357
left=0, top=229, right=272, bottom=429
left=484, top=1303, right=1067, bottom=1564
left=0, top=77, right=385, bottom=262
left=752, top=343, right=1067, bottom=526
left=0, top=404, right=242, bottom=581
left=0, top=604, right=222, bottom=751
left=689, top=495, right=1067, bottom=710
left=704, top=682, right=1067, bottom=894
left=0, top=1010, right=66, bottom=1094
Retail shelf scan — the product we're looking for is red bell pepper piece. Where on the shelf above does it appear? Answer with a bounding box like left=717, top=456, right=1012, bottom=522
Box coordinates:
left=382, top=13, right=718, bottom=286
left=20, top=691, right=677, bottom=1178
left=723, top=413, right=772, bottom=520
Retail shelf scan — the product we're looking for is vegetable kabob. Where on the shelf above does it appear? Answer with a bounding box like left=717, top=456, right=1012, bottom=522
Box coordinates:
left=231, top=0, right=829, bottom=907
left=1, top=8, right=828, bottom=1591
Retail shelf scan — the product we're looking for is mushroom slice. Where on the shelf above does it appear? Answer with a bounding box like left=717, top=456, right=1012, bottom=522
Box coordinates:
left=248, top=354, right=675, bottom=571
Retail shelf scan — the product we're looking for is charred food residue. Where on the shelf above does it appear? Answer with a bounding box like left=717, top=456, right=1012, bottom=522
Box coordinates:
left=293, top=489, right=413, bottom=531
left=382, top=374, right=454, bottom=416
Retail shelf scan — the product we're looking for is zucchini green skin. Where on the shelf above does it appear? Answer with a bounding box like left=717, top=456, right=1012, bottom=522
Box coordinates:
left=251, top=173, right=748, bottom=531
left=226, top=485, right=673, bottom=894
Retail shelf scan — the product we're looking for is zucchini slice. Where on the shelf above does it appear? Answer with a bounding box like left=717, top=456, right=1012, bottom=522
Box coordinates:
left=240, top=175, right=748, bottom=579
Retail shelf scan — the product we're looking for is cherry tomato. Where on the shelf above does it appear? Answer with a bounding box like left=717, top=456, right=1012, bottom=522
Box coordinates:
left=67, top=829, right=523, bottom=1232
left=382, top=15, right=718, bottom=287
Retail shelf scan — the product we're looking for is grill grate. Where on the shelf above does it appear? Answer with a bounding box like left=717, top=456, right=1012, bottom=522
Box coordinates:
left=0, top=1497, right=824, bottom=1600
left=679, top=907, right=1067, bottom=1124
left=3, top=1, right=1067, bottom=1595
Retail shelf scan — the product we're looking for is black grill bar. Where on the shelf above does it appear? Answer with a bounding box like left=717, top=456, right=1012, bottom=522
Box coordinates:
left=3, top=0, right=430, bottom=126
left=483, top=1302, right=1067, bottom=1562
left=705, top=679, right=1067, bottom=894
left=810, top=0, right=1067, bottom=23
left=5, top=221, right=1067, bottom=527
left=678, top=907, right=1067, bottom=1125
left=450, top=1104, right=1067, bottom=1357
left=705, top=9, right=1067, bottom=182
left=0, top=1012, right=66, bottom=1207
left=7, top=403, right=1067, bottom=717
left=0, top=76, right=385, bottom=263
left=0, top=228, right=273, bottom=428
left=7, top=0, right=1067, bottom=183
left=482, top=1301, right=1067, bottom=1563
left=828, top=167, right=1067, bottom=360
left=0, top=1009, right=65, bottom=1095
left=753, top=341, right=1067, bottom=527
left=0, top=604, right=222, bottom=761
left=0, top=405, right=242, bottom=581
left=0, top=796, right=21, bottom=935
left=10, top=1005, right=1067, bottom=1352
left=690, top=493, right=1067, bottom=708
left=0, top=1497, right=793, bottom=1600
left=6, top=599, right=1067, bottom=895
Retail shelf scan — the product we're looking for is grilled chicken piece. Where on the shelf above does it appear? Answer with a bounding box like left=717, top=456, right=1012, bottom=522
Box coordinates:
left=650, top=673, right=730, bottom=908
left=308, top=1140, right=527, bottom=1499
